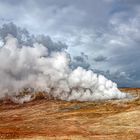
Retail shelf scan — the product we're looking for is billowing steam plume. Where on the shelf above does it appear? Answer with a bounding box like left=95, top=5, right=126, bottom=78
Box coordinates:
left=0, top=34, right=130, bottom=103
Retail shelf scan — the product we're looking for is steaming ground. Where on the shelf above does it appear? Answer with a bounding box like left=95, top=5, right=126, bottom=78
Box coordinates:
left=0, top=88, right=139, bottom=139
left=0, top=35, right=131, bottom=103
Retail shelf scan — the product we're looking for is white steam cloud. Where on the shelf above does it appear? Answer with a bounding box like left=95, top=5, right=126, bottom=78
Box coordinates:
left=0, top=35, right=129, bottom=103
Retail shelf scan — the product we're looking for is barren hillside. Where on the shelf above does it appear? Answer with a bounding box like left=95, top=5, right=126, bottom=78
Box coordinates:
left=0, top=88, right=139, bottom=140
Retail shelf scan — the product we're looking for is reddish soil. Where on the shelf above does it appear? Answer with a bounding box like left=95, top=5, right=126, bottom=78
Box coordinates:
left=0, top=88, right=139, bottom=140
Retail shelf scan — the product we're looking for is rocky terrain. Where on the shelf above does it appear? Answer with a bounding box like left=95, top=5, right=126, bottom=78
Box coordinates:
left=0, top=88, right=139, bottom=140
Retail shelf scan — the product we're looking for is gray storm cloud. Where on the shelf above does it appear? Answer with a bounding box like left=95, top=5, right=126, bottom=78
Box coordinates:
left=0, top=34, right=130, bottom=103
left=0, top=22, right=68, bottom=52
left=71, top=52, right=90, bottom=69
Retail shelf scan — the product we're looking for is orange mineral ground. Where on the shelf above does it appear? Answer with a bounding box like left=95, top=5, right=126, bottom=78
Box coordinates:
left=0, top=88, right=140, bottom=140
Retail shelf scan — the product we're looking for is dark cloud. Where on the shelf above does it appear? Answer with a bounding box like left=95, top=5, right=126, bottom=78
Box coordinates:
left=71, top=52, right=90, bottom=69
left=0, top=23, right=68, bottom=53
left=0, top=22, right=31, bottom=45
left=94, top=55, right=107, bottom=62
left=35, top=35, right=68, bottom=53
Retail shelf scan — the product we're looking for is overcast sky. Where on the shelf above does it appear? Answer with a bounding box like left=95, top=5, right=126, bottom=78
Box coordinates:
left=0, top=0, right=140, bottom=87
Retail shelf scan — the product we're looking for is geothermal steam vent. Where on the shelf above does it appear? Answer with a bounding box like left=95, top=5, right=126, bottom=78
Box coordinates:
left=0, top=35, right=129, bottom=103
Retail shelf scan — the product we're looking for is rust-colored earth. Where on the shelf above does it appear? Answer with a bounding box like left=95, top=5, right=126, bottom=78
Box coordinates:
left=0, top=88, right=140, bottom=140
